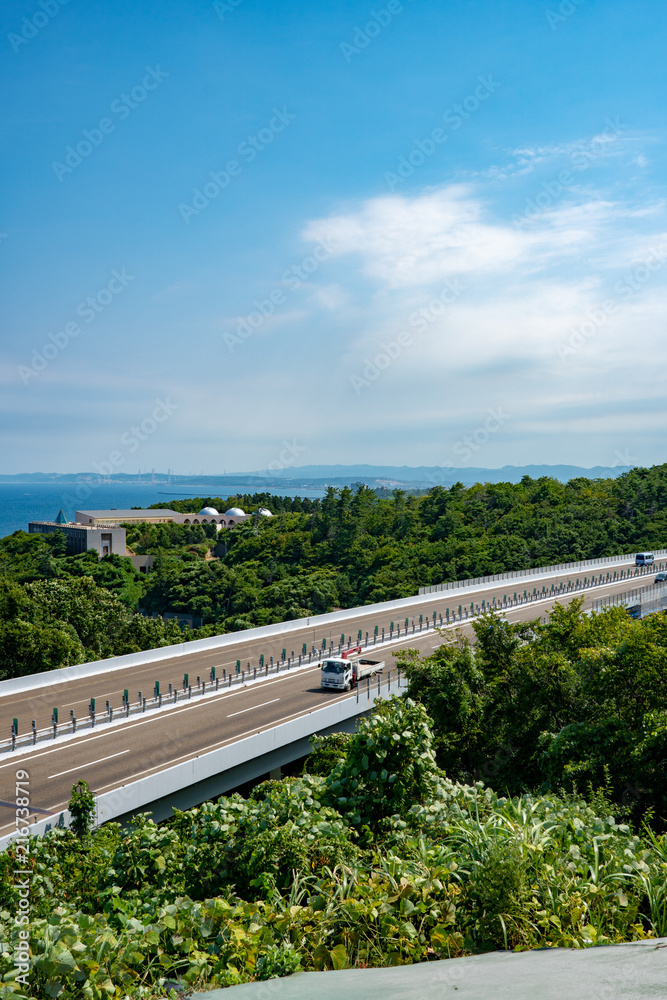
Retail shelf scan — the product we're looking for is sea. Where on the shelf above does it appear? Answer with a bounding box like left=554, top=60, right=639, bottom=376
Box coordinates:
left=0, top=482, right=328, bottom=539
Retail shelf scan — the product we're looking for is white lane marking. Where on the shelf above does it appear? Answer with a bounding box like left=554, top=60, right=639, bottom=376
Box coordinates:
left=48, top=749, right=131, bottom=780
left=0, top=671, right=319, bottom=770
left=93, top=693, right=357, bottom=792
left=227, top=698, right=279, bottom=718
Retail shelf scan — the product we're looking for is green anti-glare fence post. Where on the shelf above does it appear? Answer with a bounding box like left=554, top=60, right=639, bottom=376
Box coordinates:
left=358, top=629, right=362, bottom=641
left=123, top=688, right=128, bottom=705
left=236, top=660, right=241, bottom=674
left=390, top=621, right=394, bottom=633
left=404, top=617, right=409, bottom=629
left=302, top=643, right=307, bottom=655
left=12, top=718, right=18, bottom=736
left=260, top=653, right=264, bottom=667
left=183, top=673, right=189, bottom=691
left=210, top=667, right=216, bottom=681
left=282, top=648, right=286, bottom=661
left=322, top=637, right=327, bottom=649
left=154, top=681, right=160, bottom=698
left=340, top=633, right=345, bottom=645
left=52, top=707, right=58, bottom=724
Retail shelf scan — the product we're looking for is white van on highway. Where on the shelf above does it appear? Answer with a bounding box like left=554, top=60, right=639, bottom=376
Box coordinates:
left=635, top=552, right=655, bottom=566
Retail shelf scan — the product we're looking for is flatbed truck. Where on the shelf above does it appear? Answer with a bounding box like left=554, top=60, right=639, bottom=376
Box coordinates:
left=320, top=655, right=384, bottom=691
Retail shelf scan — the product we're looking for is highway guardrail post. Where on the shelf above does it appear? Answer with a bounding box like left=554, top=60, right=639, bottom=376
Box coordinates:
left=143, top=697, right=147, bottom=711
left=254, top=665, right=257, bottom=678
left=90, top=699, right=95, bottom=727
left=31, top=720, right=36, bottom=745
left=196, top=676, right=201, bottom=691
left=382, top=627, right=385, bottom=640
left=70, top=710, right=76, bottom=733
left=188, top=686, right=192, bottom=699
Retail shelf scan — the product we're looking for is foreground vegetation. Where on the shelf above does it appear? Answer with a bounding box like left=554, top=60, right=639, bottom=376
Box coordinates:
left=1, top=693, right=666, bottom=999
left=2, top=463, right=667, bottom=680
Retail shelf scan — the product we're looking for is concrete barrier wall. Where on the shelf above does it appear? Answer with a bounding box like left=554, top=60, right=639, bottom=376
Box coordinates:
left=0, top=679, right=396, bottom=852
left=1, top=551, right=660, bottom=699
left=418, top=549, right=667, bottom=594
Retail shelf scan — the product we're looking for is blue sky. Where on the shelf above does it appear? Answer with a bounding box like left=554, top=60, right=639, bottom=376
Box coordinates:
left=1, top=0, right=666, bottom=475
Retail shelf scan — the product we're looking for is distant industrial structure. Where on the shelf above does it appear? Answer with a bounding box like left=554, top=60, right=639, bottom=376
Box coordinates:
left=28, top=505, right=270, bottom=560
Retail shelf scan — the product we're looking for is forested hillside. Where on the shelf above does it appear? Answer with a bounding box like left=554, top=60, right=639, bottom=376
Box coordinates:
left=2, top=465, right=667, bottom=680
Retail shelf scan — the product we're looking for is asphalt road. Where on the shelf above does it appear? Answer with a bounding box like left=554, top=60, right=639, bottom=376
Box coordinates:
left=0, top=562, right=661, bottom=838
left=1, top=557, right=655, bottom=738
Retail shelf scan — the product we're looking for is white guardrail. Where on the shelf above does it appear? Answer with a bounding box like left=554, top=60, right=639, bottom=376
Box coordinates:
left=592, top=581, right=667, bottom=617
left=0, top=550, right=664, bottom=703
left=418, top=549, right=667, bottom=594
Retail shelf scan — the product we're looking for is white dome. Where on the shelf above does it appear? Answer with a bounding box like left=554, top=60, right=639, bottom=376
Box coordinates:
left=258, top=507, right=273, bottom=517
left=198, top=506, right=219, bottom=516
left=225, top=507, right=245, bottom=517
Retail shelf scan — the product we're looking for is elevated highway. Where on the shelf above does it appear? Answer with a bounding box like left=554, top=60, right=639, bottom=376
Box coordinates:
left=0, top=552, right=664, bottom=846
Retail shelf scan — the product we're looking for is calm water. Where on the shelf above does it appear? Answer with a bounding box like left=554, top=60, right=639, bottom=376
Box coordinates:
left=0, top=482, right=328, bottom=539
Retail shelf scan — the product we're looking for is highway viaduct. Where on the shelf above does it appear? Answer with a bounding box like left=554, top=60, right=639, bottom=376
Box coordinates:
left=1, top=551, right=664, bottom=848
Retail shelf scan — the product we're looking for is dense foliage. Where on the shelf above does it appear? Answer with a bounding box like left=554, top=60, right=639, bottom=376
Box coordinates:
left=2, top=463, right=667, bottom=678
left=397, top=601, right=667, bottom=829
left=1, top=697, right=666, bottom=999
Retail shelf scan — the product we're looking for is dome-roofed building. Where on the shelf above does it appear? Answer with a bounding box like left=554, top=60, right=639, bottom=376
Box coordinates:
left=257, top=507, right=273, bottom=517
left=197, top=506, right=219, bottom=516
left=224, top=507, right=245, bottom=517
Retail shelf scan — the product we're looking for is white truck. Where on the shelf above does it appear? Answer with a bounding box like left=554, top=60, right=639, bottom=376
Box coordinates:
left=320, top=654, right=384, bottom=691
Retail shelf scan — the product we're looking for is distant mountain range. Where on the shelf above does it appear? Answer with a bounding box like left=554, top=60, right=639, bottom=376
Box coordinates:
left=0, top=465, right=634, bottom=488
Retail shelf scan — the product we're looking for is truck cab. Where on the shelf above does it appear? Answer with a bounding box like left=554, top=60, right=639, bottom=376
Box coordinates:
left=321, top=658, right=353, bottom=691
left=320, top=655, right=384, bottom=691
